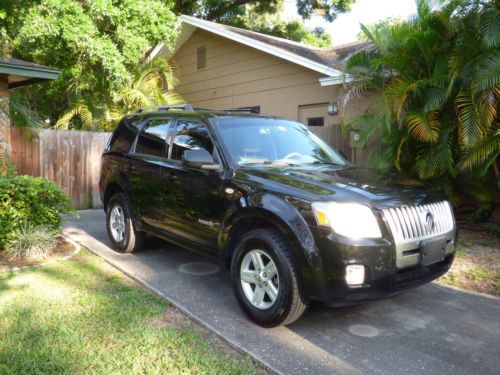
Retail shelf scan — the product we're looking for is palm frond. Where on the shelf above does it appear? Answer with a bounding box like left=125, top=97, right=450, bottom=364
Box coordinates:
left=471, top=51, right=500, bottom=94
left=161, top=92, right=185, bottom=105
left=415, top=127, right=454, bottom=179
left=455, top=91, right=485, bottom=148
left=479, top=8, right=500, bottom=49
left=55, top=99, right=94, bottom=130
left=8, top=96, right=45, bottom=128
left=423, top=85, right=448, bottom=112
left=477, top=89, right=497, bottom=133
left=406, top=110, right=440, bottom=142
left=459, top=130, right=500, bottom=172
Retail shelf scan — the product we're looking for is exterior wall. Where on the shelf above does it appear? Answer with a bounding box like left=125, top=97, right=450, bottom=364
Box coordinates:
left=169, top=29, right=339, bottom=120
left=0, top=75, right=11, bottom=163
left=166, top=29, right=377, bottom=162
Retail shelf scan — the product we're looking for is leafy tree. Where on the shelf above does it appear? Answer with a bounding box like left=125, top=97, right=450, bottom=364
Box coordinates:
left=55, top=58, right=183, bottom=131
left=226, top=6, right=332, bottom=47
left=342, top=0, right=499, bottom=205
left=171, top=0, right=354, bottom=46
left=2, top=0, right=177, bottom=128
left=171, top=0, right=353, bottom=22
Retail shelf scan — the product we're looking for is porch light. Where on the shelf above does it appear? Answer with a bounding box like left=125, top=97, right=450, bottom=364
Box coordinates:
left=327, top=102, right=338, bottom=115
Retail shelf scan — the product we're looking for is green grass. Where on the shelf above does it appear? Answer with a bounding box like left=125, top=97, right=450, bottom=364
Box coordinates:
left=0, top=250, right=259, bottom=375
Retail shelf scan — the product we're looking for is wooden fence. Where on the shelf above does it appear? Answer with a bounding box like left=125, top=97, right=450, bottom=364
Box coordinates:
left=10, top=127, right=111, bottom=209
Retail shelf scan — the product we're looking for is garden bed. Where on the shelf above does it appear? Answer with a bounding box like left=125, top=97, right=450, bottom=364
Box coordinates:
left=437, top=228, right=500, bottom=297
left=0, top=237, right=77, bottom=272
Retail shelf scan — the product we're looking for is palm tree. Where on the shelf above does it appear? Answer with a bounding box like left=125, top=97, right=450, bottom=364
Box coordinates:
left=55, top=57, right=183, bottom=131
left=342, top=0, right=499, bottom=204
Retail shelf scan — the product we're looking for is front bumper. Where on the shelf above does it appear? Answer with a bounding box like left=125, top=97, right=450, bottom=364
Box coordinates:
left=305, top=226, right=456, bottom=305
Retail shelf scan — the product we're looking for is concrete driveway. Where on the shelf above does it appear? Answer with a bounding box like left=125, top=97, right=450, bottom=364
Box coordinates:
left=63, top=210, right=500, bottom=375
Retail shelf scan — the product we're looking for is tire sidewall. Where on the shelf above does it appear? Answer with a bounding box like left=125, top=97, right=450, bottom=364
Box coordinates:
left=231, top=231, right=295, bottom=327
left=106, top=194, right=133, bottom=252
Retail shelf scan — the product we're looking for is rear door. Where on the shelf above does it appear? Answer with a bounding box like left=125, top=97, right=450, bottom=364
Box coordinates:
left=126, top=117, right=173, bottom=228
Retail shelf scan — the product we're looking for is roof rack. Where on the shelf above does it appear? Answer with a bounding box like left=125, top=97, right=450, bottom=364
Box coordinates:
left=192, top=107, right=260, bottom=114
left=134, top=104, right=260, bottom=115
left=135, top=104, right=194, bottom=113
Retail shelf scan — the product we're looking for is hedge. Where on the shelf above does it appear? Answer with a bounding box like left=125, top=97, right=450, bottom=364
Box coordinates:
left=0, top=175, right=72, bottom=249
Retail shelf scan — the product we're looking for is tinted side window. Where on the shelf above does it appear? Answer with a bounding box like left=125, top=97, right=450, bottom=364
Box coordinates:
left=109, top=118, right=139, bottom=153
left=171, top=120, right=214, bottom=161
left=135, top=119, right=171, bottom=157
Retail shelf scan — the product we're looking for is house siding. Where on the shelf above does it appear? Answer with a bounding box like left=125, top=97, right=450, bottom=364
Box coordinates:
left=163, top=29, right=376, bottom=163
left=168, top=29, right=340, bottom=119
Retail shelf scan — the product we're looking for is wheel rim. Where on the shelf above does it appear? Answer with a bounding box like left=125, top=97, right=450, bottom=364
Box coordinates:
left=240, top=249, right=279, bottom=309
left=109, top=205, right=126, bottom=242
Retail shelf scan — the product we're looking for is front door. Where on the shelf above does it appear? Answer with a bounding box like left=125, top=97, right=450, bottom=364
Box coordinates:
left=160, top=118, right=226, bottom=252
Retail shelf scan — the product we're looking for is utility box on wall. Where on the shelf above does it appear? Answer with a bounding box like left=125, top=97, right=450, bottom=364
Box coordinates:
left=350, top=130, right=362, bottom=148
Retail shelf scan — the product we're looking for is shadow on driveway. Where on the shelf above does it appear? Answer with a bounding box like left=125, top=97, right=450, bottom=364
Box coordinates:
left=63, top=210, right=500, bottom=375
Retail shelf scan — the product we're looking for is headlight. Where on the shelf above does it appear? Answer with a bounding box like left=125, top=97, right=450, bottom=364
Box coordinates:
left=312, top=202, right=382, bottom=239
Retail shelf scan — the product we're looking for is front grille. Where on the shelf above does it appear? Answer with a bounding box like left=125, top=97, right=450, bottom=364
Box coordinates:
left=382, top=201, right=454, bottom=243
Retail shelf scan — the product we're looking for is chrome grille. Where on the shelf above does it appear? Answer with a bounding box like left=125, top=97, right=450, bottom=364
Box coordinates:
left=382, top=201, right=454, bottom=243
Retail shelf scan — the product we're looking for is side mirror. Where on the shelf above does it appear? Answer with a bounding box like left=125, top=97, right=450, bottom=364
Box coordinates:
left=182, top=149, right=220, bottom=171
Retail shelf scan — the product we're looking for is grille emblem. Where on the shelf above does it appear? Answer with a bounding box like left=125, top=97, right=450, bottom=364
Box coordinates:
left=423, top=210, right=434, bottom=230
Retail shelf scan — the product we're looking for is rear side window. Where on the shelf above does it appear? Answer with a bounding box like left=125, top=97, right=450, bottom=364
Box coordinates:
left=109, top=118, right=139, bottom=153
left=134, top=119, right=172, bottom=157
left=171, top=119, right=214, bottom=161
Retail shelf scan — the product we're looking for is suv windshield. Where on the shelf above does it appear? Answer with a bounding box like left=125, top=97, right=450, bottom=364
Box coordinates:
left=214, top=117, right=347, bottom=166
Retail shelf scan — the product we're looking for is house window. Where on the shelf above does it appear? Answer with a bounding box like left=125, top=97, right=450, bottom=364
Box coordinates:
left=232, top=106, right=261, bottom=114
left=197, top=46, right=206, bottom=69
left=307, top=117, right=324, bottom=127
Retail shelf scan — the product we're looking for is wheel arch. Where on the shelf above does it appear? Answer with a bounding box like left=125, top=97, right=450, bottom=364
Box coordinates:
left=220, top=194, right=322, bottom=271
left=103, top=182, right=125, bottom=211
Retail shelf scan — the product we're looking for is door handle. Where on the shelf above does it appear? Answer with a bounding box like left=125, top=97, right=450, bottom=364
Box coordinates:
left=167, top=171, right=178, bottom=181
left=127, top=163, right=136, bottom=171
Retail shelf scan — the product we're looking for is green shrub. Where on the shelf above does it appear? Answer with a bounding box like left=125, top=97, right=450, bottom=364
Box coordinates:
left=5, top=223, right=59, bottom=260
left=0, top=175, right=72, bottom=249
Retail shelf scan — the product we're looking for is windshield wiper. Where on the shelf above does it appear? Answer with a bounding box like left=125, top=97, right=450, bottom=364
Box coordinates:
left=240, top=160, right=301, bottom=167
left=310, top=161, right=343, bottom=166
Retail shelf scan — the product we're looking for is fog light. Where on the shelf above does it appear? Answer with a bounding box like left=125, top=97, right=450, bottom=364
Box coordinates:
left=345, top=265, right=365, bottom=285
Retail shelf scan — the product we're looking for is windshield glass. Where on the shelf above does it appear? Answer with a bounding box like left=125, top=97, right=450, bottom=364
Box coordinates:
left=214, top=117, right=347, bottom=166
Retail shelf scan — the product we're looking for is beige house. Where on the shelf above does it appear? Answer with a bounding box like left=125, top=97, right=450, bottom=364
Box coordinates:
left=151, top=16, right=373, bottom=162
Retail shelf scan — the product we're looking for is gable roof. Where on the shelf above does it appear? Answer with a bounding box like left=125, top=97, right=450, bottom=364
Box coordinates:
left=0, top=58, right=60, bottom=89
left=150, top=15, right=370, bottom=80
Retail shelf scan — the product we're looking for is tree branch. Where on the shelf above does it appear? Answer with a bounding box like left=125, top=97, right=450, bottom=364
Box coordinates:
left=205, top=0, right=258, bottom=21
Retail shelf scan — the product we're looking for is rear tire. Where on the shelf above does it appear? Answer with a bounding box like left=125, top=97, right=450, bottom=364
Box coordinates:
left=106, top=193, right=144, bottom=253
left=230, top=228, right=309, bottom=327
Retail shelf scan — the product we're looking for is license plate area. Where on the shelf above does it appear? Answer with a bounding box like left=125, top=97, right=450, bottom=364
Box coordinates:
left=420, top=237, right=447, bottom=266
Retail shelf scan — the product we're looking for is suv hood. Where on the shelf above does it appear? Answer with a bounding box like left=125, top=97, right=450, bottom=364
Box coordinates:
left=237, top=165, right=444, bottom=208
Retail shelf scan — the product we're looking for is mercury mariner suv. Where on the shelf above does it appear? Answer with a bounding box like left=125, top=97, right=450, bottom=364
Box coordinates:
left=99, top=104, right=457, bottom=327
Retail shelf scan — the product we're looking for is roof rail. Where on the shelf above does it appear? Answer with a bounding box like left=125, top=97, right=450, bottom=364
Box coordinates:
left=222, top=108, right=260, bottom=114
left=135, top=104, right=194, bottom=113
left=192, top=107, right=260, bottom=114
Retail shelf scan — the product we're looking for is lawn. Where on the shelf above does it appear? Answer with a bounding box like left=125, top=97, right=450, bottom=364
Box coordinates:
left=0, top=250, right=260, bottom=374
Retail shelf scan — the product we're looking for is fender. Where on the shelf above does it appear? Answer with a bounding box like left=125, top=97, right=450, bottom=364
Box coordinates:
left=102, top=176, right=142, bottom=229
left=220, top=192, right=322, bottom=270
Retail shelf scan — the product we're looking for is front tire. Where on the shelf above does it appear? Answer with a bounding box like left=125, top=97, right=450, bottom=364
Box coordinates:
left=106, top=193, right=144, bottom=253
left=231, top=228, right=309, bottom=327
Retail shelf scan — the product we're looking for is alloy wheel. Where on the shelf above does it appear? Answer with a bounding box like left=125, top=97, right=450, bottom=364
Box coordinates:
left=110, top=205, right=126, bottom=242
left=240, top=249, right=280, bottom=309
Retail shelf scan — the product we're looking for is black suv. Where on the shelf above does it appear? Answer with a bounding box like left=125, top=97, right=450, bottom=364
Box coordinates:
left=100, top=104, right=457, bottom=327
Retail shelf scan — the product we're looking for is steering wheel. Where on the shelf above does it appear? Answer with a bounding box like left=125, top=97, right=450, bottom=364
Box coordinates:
left=283, top=152, right=302, bottom=160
